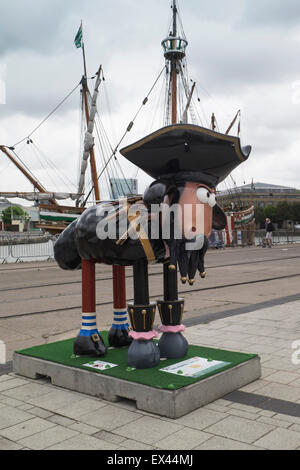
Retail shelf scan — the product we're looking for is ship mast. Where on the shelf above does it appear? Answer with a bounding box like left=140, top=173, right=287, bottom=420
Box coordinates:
left=162, top=1, right=189, bottom=300
left=80, top=29, right=101, bottom=204
left=171, top=0, right=177, bottom=124
left=162, top=0, right=188, bottom=125
left=0, top=145, right=59, bottom=208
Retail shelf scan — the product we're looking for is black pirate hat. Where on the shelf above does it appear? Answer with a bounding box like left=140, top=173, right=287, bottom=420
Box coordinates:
left=120, top=124, right=251, bottom=187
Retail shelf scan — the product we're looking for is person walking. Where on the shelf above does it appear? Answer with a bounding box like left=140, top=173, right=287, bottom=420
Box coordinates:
left=265, top=218, right=274, bottom=248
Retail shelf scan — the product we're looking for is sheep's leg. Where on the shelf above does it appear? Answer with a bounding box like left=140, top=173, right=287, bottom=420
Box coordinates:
left=108, top=265, right=132, bottom=347
left=157, top=262, right=188, bottom=359
left=73, top=260, right=106, bottom=357
left=127, top=259, right=160, bottom=369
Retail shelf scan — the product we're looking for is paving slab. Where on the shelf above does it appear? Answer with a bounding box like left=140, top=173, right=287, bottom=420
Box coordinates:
left=0, top=417, right=56, bottom=441
left=25, top=388, right=86, bottom=411
left=289, top=424, right=300, bottom=433
left=254, top=383, right=300, bottom=402
left=93, top=430, right=127, bottom=444
left=120, top=439, right=157, bottom=450
left=1, top=382, right=50, bottom=401
left=47, top=414, right=75, bottom=427
left=205, top=415, right=274, bottom=444
left=68, top=422, right=100, bottom=435
left=226, top=408, right=260, bottom=421
left=17, top=425, right=79, bottom=450
left=0, top=406, right=33, bottom=431
left=46, top=433, right=122, bottom=450
left=0, top=377, right=28, bottom=392
left=54, top=397, right=107, bottom=419
left=254, top=428, right=300, bottom=450
left=257, top=416, right=291, bottom=429
left=79, top=404, right=141, bottom=431
left=116, top=416, right=183, bottom=445
left=195, top=435, right=260, bottom=450
left=169, top=408, right=225, bottom=430
left=0, top=397, right=25, bottom=408
left=155, top=427, right=211, bottom=450
left=266, top=371, right=300, bottom=385
left=0, top=436, right=23, bottom=450
left=273, top=414, right=300, bottom=425
left=26, top=407, right=53, bottom=419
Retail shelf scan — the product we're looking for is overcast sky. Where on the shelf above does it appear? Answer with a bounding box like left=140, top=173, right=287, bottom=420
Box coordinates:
left=0, top=0, right=300, bottom=206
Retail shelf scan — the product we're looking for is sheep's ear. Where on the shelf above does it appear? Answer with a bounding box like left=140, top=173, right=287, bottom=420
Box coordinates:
left=143, top=182, right=168, bottom=206
left=212, top=204, right=227, bottom=230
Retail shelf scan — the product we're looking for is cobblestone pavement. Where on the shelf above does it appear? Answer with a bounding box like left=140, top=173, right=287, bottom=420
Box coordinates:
left=0, top=299, right=300, bottom=450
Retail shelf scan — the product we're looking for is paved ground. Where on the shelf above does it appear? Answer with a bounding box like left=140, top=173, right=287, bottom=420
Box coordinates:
left=1, top=244, right=300, bottom=360
left=0, top=299, right=300, bottom=450
left=0, top=245, right=300, bottom=450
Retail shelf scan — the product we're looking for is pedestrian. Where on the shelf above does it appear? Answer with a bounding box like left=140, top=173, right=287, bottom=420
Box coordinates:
left=265, top=218, right=274, bottom=248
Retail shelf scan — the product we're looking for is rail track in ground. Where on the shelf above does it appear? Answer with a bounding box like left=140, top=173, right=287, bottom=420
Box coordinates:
left=1, top=271, right=299, bottom=320
left=0, top=254, right=300, bottom=294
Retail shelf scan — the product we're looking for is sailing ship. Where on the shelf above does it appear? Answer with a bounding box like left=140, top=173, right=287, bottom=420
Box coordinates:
left=0, top=0, right=253, bottom=244
left=0, top=63, right=107, bottom=234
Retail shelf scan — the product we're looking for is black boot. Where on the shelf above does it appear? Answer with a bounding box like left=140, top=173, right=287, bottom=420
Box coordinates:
left=108, top=326, right=132, bottom=348
left=73, top=332, right=107, bottom=357
left=157, top=298, right=188, bottom=359
left=127, top=303, right=160, bottom=369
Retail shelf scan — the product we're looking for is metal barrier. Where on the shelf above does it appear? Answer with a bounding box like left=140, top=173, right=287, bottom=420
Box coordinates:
left=10, top=240, right=54, bottom=262
left=0, top=234, right=54, bottom=263
left=0, top=245, right=11, bottom=264
left=223, top=229, right=300, bottom=247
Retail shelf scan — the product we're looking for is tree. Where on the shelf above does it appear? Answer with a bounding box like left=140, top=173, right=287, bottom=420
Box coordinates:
left=1, top=206, right=28, bottom=225
left=275, top=201, right=292, bottom=227
left=290, top=202, right=300, bottom=223
left=264, top=204, right=278, bottom=223
left=254, top=206, right=265, bottom=227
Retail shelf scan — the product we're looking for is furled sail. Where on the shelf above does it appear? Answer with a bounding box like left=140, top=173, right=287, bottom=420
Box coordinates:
left=77, top=69, right=102, bottom=202
left=0, top=192, right=81, bottom=201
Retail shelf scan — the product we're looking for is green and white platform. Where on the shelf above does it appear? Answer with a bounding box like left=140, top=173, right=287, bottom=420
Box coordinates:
left=13, top=332, right=261, bottom=419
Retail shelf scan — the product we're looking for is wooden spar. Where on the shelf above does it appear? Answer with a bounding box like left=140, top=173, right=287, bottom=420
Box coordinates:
left=0, top=145, right=60, bottom=208
left=82, top=73, right=101, bottom=203
left=166, top=0, right=179, bottom=299
left=225, top=110, right=240, bottom=135
left=211, top=113, right=216, bottom=131
left=39, top=203, right=85, bottom=213
left=171, top=0, right=177, bottom=124
left=171, top=61, right=177, bottom=124
left=82, top=42, right=88, bottom=81
left=182, top=81, right=196, bottom=123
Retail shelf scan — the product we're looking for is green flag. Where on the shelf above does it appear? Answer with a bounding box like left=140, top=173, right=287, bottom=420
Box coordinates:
left=74, top=24, right=83, bottom=48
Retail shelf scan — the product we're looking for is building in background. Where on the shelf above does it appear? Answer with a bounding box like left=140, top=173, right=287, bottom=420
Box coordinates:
left=0, top=198, right=40, bottom=231
left=109, top=178, right=138, bottom=199
left=218, top=182, right=300, bottom=209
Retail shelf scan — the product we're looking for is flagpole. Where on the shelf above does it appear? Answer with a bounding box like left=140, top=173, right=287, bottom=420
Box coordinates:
left=81, top=21, right=87, bottom=79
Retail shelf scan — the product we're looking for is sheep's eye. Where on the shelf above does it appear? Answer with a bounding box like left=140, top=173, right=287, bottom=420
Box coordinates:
left=208, top=193, right=216, bottom=208
left=196, top=188, right=210, bottom=204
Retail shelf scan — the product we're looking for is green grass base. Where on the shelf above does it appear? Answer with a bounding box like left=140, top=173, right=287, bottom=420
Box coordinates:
left=16, top=332, right=257, bottom=391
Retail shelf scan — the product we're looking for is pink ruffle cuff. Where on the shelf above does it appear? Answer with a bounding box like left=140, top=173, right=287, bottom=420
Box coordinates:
left=158, top=324, right=185, bottom=333
left=129, top=330, right=159, bottom=341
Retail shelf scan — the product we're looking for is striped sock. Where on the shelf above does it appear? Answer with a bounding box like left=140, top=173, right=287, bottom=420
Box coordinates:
left=112, top=308, right=129, bottom=330
left=79, top=313, right=99, bottom=337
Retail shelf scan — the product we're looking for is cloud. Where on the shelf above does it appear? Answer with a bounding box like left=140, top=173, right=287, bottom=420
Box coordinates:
left=238, top=0, right=300, bottom=29
left=0, top=0, right=300, bottom=208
